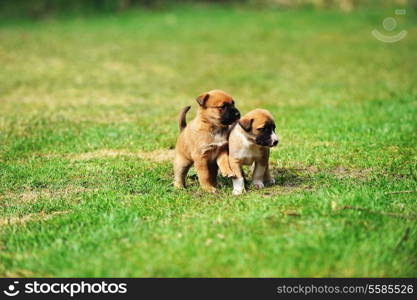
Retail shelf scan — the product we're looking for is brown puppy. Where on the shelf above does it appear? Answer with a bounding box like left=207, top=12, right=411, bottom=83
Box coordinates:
left=228, top=109, right=279, bottom=195
left=174, top=90, right=240, bottom=193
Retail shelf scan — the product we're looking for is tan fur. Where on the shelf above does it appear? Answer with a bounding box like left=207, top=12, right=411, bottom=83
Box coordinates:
left=174, top=90, right=237, bottom=193
left=228, top=109, right=278, bottom=195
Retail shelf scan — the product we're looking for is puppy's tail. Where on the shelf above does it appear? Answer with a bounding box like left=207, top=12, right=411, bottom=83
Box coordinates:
left=178, top=106, right=191, bottom=132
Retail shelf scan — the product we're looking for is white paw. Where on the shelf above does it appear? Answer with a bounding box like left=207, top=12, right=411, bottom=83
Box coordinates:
left=233, top=189, right=244, bottom=196
left=232, top=177, right=245, bottom=196
left=253, top=180, right=264, bottom=189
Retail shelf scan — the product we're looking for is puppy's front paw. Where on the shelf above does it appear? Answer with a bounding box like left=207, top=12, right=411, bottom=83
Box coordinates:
left=232, top=177, right=245, bottom=196
left=220, top=168, right=236, bottom=178
left=233, top=188, right=245, bottom=195
left=253, top=180, right=264, bottom=189
left=218, top=162, right=236, bottom=178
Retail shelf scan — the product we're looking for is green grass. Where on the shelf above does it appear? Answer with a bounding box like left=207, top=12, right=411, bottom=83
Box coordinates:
left=0, top=6, right=416, bottom=277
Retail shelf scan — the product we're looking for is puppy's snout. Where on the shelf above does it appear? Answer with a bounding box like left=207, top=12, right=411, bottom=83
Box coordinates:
left=221, top=107, right=241, bottom=125
left=270, top=132, right=279, bottom=147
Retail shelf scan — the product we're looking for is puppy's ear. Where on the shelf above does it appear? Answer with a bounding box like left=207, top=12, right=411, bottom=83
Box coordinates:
left=196, top=93, right=210, bottom=107
left=239, top=118, right=254, bottom=132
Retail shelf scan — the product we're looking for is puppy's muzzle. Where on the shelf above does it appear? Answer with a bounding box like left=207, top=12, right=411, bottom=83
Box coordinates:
left=221, top=108, right=240, bottom=125
left=269, top=132, right=279, bottom=147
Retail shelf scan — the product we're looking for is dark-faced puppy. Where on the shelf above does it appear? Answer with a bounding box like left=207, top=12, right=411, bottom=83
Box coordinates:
left=174, top=90, right=240, bottom=193
left=227, top=109, right=279, bottom=195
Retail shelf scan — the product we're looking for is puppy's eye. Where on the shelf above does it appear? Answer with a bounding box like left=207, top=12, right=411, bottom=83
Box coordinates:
left=257, top=127, right=265, bottom=131
left=221, top=104, right=228, bottom=109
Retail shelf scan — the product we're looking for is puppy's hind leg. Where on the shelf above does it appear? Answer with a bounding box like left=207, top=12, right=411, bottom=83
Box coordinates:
left=174, top=154, right=192, bottom=189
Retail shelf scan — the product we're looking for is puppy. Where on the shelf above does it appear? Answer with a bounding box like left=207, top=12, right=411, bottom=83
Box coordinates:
left=174, top=90, right=240, bottom=193
left=227, top=109, right=279, bottom=195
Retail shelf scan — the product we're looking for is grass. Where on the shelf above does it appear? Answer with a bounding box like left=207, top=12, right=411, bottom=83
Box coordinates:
left=0, top=6, right=416, bottom=277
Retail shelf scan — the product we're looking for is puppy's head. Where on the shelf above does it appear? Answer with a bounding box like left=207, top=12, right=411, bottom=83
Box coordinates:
left=196, top=90, right=240, bottom=126
left=238, top=109, right=279, bottom=147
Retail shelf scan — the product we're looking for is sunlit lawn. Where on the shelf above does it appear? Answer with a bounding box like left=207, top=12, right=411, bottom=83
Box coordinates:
left=0, top=6, right=416, bottom=277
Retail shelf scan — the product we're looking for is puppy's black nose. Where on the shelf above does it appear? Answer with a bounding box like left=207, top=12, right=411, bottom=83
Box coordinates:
left=234, top=110, right=240, bottom=118
left=273, top=140, right=278, bottom=146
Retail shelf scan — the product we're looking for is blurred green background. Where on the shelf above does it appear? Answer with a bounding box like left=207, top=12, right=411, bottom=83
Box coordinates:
left=1, top=0, right=416, bottom=19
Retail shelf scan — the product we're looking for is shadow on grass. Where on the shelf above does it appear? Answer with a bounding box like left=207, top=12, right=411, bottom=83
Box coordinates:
left=216, top=167, right=312, bottom=189
left=272, top=168, right=308, bottom=187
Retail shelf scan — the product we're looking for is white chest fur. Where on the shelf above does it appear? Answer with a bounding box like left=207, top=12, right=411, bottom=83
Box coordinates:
left=231, top=128, right=263, bottom=165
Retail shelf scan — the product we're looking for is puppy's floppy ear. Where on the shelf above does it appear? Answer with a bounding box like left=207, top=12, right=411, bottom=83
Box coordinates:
left=239, top=118, right=254, bottom=132
left=196, top=93, right=210, bottom=107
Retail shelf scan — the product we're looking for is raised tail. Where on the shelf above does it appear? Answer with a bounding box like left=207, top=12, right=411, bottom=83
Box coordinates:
left=178, top=106, right=191, bottom=132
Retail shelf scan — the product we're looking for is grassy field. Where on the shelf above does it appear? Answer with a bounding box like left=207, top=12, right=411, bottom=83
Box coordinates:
left=0, top=6, right=416, bottom=277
